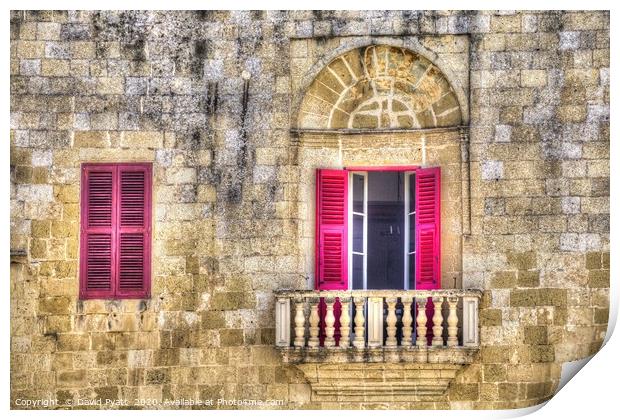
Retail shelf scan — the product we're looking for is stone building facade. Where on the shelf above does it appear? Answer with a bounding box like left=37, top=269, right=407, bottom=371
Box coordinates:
left=10, top=10, right=609, bottom=409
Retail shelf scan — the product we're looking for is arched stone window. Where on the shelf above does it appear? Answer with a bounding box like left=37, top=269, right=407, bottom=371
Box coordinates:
left=277, top=42, right=480, bottom=389
left=292, top=42, right=470, bottom=292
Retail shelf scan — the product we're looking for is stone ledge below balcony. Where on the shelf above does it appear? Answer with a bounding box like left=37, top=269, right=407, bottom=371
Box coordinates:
left=280, top=348, right=478, bottom=401
left=279, top=346, right=479, bottom=364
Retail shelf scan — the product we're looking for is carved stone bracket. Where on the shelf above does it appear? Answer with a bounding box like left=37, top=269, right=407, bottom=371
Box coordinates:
left=281, top=347, right=478, bottom=401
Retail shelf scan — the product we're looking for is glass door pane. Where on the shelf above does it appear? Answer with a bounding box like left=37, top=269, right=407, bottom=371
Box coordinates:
left=350, top=172, right=367, bottom=290
left=366, top=172, right=404, bottom=290
left=405, top=172, right=416, bottom=290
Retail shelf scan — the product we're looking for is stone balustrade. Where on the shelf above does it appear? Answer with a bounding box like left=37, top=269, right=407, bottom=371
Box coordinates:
left=275, top=289, right=481, bottom=350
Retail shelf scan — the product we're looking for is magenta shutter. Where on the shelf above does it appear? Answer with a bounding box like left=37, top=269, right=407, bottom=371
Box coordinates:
left=315, top=169, right=348, bottom=290
left=80, top=165, right=116, bottom=299
left=315, top=169, right=347, bottom=345
left=116, top=165, right=152, bottom=298
left=80, top=163, right=151, bottom=299
left=415, top=167, right=441, bottom=290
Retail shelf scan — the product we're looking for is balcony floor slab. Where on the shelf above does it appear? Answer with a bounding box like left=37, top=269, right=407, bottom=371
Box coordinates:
left=279, top=347, right=479, bottom=401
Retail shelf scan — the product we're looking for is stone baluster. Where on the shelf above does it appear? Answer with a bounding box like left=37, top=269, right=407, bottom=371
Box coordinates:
left=415, top=297, right=428, bottom=347
left=462, top=296, right=479, bottom=347
left=367, top=297, right=384, bottom=348
left=293, top=298, right=306, bottom=348
left=401, top=296, right=413, bottom=347
left=324, top=297, right=336, bottom=347
left=338, top=297, right=351, bottom=348
left=353, top=296, right=366, bottom=349
left=307, top=298, right=320, bottom=348
left=432, top=297, right=445, bottom=346
left=385, top=297, right=398, bottom=347
left=447, top=297, right=459, bottom=347
left=275, top=297, right=291, bottom=347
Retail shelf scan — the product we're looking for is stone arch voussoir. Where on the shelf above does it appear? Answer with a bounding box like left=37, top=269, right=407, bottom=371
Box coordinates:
left=297, top=43, right=465, bottom=130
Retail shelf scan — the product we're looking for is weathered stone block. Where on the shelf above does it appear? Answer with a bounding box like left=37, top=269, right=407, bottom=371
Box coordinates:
left=69, top=41, right=95, bottom=59
left=38, top=297, right=71, bottom=315
left=481, top=160, right=504, bottom=180
left=517, top=271, right=539, bottom=287
left=36, top=22, right=61, bottom=40
left=74, top=131, right=110, bottom=148
left=220, top=329, right=244, bottom=346
left=288, top=383, right=311, bottom=404
left=53, top=185, right=79, bottom=203
left=95, top=77, right=124, bottom=95
left=481, top=309, right=502, bottom=326
left=510, top=288, right=567, bottom=308
left=17, top=40, right=45, bottom=58
left=482, top=364, right=506, bottom=383
left=450, top=383, right=480, bottom=401
left=202, top=311, right=226, bottom=329
left=529, top=345, right=554, bottom=362
left=491, top=271, right=516, bottom=288
left=524, top=326, right=548, bottom=344
left=556, top=105, right=586, bottom=123
left=40, top=59, right=69, bottom=76
left=57, top=334, right=89, bottom=351
left=493, top=124, right=512, bottom=143
left=481, top=346, right=512, bottom=363
left=585, top=252, right=601, bottom=269
left=57, top=370, right=86, bottom=387
left=588, top=269, right=609, bottom=288
left=520, top=69, right=547, bottom=87
left=594, top=308, right=609, bottom=324
left=145, top=368, right=171, bottom=385
left=490, top=15, right=521, bottom=33
left=210, top=292, right=255, bottom=311
left=120, top=131, right=164, bottom=149
left=90, top=113, right=119, bottom=131
left=19, top=59, right=41, bottom=76
left=507, top=252, right=536, bottom=270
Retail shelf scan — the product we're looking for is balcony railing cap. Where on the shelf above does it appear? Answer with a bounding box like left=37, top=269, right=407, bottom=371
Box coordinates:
left=274, top=288, right=483, bottom=299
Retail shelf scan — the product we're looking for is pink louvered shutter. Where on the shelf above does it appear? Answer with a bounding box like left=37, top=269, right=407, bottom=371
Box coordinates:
left=116, top=164, right=152, bottom=298
left=80, top=165, right=116, bottom=299
left=415, top=167, right=441, bottom=290
left=80, top=163, right=151, bottom=299
left=315, top=169, right=348, bottom=290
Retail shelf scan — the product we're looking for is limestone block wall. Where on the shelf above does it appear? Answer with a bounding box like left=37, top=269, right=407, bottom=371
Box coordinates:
left=10, top=10, right=609, bottom=409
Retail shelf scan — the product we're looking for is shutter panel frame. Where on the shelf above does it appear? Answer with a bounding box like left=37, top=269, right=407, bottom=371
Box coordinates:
left=116, top=164, right=152, bottom=299
left=315, top=169, right=348, bottom=290
left=414, top=166, right=441, bottom=290
left=79, top=162, right=152, bottom=300
left=80, top=164, right=117, bottom=299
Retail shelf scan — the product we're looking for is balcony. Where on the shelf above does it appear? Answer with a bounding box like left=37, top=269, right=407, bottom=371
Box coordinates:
left=274, top=289, right=482, bottom=401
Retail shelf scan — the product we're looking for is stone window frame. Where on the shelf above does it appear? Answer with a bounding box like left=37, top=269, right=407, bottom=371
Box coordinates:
left=290, top=37, right=472, bottom=290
